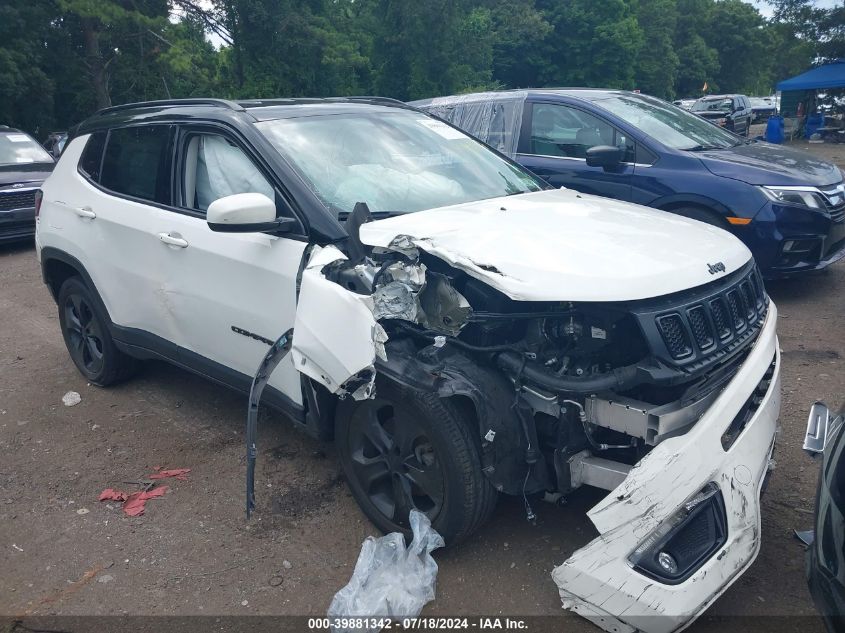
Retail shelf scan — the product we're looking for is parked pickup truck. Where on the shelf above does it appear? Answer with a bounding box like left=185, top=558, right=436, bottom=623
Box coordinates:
left=412, top=89, right=845, bottom=279
left=37, top=97, right=781, bottom=633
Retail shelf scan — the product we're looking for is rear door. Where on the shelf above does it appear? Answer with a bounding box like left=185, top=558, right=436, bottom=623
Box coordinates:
left=58, top=125, right=179, bottom=344
left=517, top=101, right=634, bottom=202
left=151, top=125, right=308, bottom=406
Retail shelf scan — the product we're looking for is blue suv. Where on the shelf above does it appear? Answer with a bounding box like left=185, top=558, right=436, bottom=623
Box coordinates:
left=412, top=90, right=845, bottom=278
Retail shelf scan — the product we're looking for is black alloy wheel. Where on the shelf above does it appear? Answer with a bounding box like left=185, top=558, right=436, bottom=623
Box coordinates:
left=63, top=291, right=105, bottom=376
left=345, top=396, right=445, bottom=528
left=336, top=378, right=497, bottom=545
left=57, top=277, right=137, bottom=386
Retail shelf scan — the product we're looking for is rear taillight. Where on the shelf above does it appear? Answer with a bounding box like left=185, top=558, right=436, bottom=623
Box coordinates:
left=34, top=190, right=43, bottom=218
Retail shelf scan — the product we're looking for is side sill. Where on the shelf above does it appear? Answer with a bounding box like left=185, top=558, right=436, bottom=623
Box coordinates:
left=112, top=326, right=308, bottom=430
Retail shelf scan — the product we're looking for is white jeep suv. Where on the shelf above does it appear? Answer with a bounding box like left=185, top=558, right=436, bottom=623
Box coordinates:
left=36, top=98, right=781, bottom=632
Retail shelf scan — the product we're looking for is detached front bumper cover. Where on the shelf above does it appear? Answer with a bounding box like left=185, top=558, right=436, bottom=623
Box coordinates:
left=552, top=302, right=781, bottom=633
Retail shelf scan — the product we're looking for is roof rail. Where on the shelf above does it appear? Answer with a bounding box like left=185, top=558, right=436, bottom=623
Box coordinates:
left=347, top=96, right=408, bottom=107
left=235, top=95, right=408, bottom=108
left=93, top=98, right=246, bottom=117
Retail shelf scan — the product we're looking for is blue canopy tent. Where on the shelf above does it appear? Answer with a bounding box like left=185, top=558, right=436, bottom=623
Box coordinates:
left=774, top=59, right=845, bottom=138
left=777, top=58, right=845, bottom=92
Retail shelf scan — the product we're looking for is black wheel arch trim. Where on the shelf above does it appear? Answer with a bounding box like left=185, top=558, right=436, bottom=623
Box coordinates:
left=652, top=194, right=733, bottom=218
left=41, top=247, right=114, bottom=322
left=372, top=338, right=550, bottom=496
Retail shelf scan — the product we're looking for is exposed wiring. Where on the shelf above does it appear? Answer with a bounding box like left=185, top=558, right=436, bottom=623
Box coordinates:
left=391, top=320, right=516, bottom=352
left=562, top=399, right=633, bottom=452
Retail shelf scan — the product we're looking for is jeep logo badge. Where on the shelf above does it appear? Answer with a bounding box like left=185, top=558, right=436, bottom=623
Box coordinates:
left=707, top=262, right=726, bottom=275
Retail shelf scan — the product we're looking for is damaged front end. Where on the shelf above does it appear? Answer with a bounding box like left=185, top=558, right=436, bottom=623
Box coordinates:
left=289, top=203, right=781, bottom=632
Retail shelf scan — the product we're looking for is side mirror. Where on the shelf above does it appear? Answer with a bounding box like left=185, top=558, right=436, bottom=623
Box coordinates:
left=207, top=192, right=296, bottom=234
left=586, top=145, right=623, bottom=170
left=803, top=401, right=844, bottom=456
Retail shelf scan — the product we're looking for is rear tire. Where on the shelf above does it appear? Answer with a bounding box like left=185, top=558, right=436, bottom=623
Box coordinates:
left=57, top=276, right=137, bottom=386
left=335, top=378, right=497, bottom=545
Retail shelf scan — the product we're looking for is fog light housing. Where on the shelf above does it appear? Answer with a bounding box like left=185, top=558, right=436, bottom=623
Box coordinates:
left=628, top=482, right=728, bottom=584
left=657, top=551, right=679, bottom=574
left=782, top=239, right=818, bottom=254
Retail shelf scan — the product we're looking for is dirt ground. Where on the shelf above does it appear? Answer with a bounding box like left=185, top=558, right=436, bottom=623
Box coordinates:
left=1, top=139, right=844, bottom=631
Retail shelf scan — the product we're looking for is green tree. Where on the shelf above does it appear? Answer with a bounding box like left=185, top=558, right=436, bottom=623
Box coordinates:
left=633, top=0, right=680, bottom=99
left=535, top=0, right=644, bottom=90
left=0, top=0, right=57, bottom=134
left=704, top=0, right=769, bottom=93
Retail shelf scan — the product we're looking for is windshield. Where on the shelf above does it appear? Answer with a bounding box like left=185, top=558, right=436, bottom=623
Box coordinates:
left=692, top=98, right=732, bottom=113
left=256, top=109, right=545, bottom=216
left=593, top=94, right=740, bottom=150
left=0, top=132, right=53, bottom=165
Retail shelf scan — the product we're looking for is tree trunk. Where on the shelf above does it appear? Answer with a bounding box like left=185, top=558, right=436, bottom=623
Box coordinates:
left=82, top=17, right=111, bottom=109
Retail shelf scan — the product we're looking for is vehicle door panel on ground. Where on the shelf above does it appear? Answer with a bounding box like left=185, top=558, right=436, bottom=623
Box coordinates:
left=517, top=101, right=634, bottom=201
left=161, top=126, right=307, bottom=404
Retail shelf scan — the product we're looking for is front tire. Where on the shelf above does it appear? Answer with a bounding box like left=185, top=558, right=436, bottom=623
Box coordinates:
left=57, top=276, right=137, bottom=386
left=335, top=378, right=496, bottom=545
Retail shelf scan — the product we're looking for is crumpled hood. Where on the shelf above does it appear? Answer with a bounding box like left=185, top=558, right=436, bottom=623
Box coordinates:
left=359, top=188, right=751, bottom=302
left=697, top=142, right=841, bottom=187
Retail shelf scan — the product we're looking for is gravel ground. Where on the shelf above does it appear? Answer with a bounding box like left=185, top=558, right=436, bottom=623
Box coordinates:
left=1, top=140, right=843, bottom=631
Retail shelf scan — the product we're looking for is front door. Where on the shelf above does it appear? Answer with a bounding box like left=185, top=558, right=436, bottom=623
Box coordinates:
left=153, top=127, right=308, bottom=406
left=517, top=102, right=634, bottom=202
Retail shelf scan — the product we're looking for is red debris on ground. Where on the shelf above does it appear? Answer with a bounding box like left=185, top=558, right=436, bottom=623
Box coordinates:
left=98, top=485, right=169, bottom=516
left=122, top=486, right=169, bottom=516
left=149, top=467, right=191, bottom=481
left=98, top=488, right=128, bottom=502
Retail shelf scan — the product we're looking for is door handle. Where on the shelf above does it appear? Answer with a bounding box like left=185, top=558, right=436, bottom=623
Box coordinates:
left=158, top=232, right=189, bottom=248
left=74, top=206, right=96, bottom=219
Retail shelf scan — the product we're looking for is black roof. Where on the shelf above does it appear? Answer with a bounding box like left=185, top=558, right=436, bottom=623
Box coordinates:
left=75, top=96, right=414, bottom=135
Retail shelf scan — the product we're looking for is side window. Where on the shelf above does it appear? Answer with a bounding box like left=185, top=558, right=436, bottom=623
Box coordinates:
left=78, top=132, right=107, bottom=182
left=529, top=103, right=633, bottom=161
left=100, top=126, right=172, bottom=204
left=181, top=133, right=275, bottom=213
left=635, top=143, right=657, bottom=166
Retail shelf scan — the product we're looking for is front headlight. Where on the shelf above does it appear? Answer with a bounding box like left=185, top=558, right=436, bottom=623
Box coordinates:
left=760, top=186, right=826, bottom=209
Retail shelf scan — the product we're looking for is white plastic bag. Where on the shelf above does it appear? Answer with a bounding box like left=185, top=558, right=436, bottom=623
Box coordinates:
left=328, top=510, right=445, bottom=632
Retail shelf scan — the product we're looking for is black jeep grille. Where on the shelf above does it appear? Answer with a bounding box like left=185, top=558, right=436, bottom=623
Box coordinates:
left=0, top=189, right=37, bottom=211
left=657, top=314, right=693, bottom=359
left=646, top=263, right=768, bottom=367
left=688, top=306, right=714, bottom=350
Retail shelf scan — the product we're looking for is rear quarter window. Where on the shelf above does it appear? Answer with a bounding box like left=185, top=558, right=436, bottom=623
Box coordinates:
left=99, top=125, right=173, bottom=204
left=78, top=132, right=107, bottom=181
